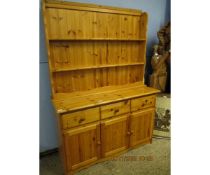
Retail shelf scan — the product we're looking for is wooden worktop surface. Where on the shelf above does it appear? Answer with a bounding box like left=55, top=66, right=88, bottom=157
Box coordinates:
left=52, top=83, right=160, bottom=114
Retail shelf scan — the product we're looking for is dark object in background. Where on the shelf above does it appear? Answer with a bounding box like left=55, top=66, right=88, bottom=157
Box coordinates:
left=157, top=22, right=170, bottom=55
left=149, top=45, right=169, bottom=92
left=155, top=109, right=171, bottom=131
left=149, top=22, right=171, bottom=93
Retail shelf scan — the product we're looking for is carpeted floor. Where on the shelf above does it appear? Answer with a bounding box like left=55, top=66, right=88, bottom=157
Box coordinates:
left=40, top=138, right=170, bottom=175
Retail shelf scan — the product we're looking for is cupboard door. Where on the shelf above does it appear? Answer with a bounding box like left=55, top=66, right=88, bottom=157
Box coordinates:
left=64, top=123, right=101, bottom=171
left=129, top=108, right=155, bottom=147
left=101, top=115, right=129, bottom=157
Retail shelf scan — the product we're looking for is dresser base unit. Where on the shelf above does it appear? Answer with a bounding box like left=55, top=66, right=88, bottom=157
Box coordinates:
left=42, top=0, right=160, bottom=174
left=53, top=84, right=159, bottom=175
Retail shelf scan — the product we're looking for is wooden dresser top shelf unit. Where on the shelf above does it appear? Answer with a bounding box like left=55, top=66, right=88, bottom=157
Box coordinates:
left=53, top=83, right=159, bottom=114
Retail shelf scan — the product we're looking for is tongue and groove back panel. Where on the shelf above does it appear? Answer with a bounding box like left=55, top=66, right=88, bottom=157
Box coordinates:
left=43, top=0, right=148, bottom=95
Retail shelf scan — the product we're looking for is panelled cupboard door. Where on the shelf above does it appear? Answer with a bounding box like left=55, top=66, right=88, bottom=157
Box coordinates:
left=129, top=108, right=155, bottom=147
left=101, top=115, right=129, bottom=157
left=64, top=123, right=101, bottom=171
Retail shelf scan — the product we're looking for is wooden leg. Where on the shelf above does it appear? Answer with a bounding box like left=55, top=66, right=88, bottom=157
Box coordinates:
left=150, top=138, right=153, bottom=144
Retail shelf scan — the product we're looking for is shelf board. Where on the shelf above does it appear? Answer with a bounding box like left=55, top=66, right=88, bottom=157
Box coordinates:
left=52, top=62, right=144, bottom=72
left=49, top=38, right=146, bottom=41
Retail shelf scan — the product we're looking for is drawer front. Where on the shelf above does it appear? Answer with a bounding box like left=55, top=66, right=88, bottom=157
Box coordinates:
left=101, top=100, right=130, bottom=120
left=62, top=107, right=100, bottom=129
left=131, top=95, right=156, bottom=112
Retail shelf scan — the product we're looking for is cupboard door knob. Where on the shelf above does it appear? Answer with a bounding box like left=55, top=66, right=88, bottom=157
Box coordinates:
left=127, top=131, right=131, bottom=135
left=97, top=141, right=101, bottom=145
left=130, top=130, right=134, bottom=135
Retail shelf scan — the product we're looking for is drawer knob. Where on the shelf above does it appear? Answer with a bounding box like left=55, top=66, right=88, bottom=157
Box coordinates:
left=97, top=141, right=101, bottom=145
left=78, top=118, right=85, bottom=123
left=114, top=109, right=119, bottom=114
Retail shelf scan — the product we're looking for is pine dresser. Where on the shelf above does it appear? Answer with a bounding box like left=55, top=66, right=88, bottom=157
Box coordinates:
left=42, top=0, right=160, bottom=174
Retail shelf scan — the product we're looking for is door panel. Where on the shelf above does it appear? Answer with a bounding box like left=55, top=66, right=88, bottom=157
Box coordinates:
left=64, top=123, right=100, bottom=171
left=130, top=108, right=155, bottom=147
left=101, top=115, right=129, bottom=157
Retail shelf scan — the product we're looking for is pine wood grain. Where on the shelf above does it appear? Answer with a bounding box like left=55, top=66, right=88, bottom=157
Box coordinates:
left=42, top=1, right=160, bottom=175
left=101, top=100, right=130, bottom=120
left=129, top=108, right=155, bottom=147
left=62, top=107, right=100, bottom=129
left=101, top=115, right=129, bottom=157
left=131, top=95, right=156, bottom=112
left=64, top=122, right=100, bottom=171
left=53, top=84, right=159, bottom=114
left=45, top=0, right=142, bottom=16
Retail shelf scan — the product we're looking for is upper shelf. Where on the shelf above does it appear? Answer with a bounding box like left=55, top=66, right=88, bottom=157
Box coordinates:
left=49, top=38, right=146, bottom=41
left=52, top=62, right=144, bottom=72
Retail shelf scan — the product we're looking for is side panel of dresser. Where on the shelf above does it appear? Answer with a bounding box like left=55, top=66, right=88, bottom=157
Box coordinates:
left=56, top=114, right=68, bottom=175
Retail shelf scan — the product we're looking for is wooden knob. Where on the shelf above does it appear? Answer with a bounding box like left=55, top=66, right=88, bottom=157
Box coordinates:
left=97, top=141, right=101, bottom=145
left=114, top=109, right=119, bottom=114
left=124, top=100, right=128, bottom=104
left=79, top=118, right=85, bottom=123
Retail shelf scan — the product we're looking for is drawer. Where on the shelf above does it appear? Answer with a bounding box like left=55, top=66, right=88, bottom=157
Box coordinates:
left=131, top=95, right=156, bottom=112
left=101, top=100, right=130, bottom=120
left=62, top=107, right=100, bottom=129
